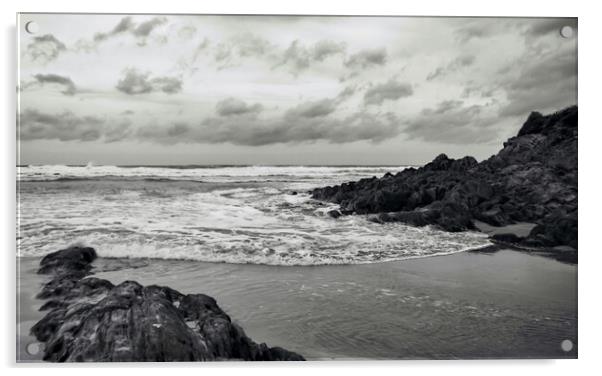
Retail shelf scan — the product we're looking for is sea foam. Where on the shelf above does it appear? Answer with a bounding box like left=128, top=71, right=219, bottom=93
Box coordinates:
left=17, top=166, right=491, bottom=265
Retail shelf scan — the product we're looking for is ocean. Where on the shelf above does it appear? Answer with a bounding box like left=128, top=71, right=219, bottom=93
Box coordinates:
left=16, top=164, right=577, bottom=360
left=17, top=164, right=491, bottom=264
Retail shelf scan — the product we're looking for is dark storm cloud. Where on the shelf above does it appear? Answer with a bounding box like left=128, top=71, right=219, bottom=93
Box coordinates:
left=19, top=109, right=103, bottom=141
left=497, top=45, right=577, bottom=118
left=364, top=79, right=413, bottom=106
left=93, top=16, right=167, bottom=43
left=19, top=109, right=132, bottom=142
left=135, top=104, right=401, bottom=146
left=427, top=54, right=476, bottom=81
left=116, top=69, right=182, bottom=95
left=345, top=48, right=387, bottom=69
left=404, top=101, right=499, bottom=144
left=32, top=74, right=76, bottom=95
left=25, top=34, right=67, bottom=63
left=216, top=98, right=263, bottom=116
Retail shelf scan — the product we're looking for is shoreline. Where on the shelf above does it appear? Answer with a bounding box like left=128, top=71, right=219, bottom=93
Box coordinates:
left=18, top=247, right=577, bottom=361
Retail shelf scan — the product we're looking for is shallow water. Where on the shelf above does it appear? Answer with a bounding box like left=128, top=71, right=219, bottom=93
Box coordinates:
left=17, top=165, right=490, bottom=265
left=17, top=249, right=577, bottom=360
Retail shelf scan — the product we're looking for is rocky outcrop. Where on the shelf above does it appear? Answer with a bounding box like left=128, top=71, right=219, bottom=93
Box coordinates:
left=312, top=106, right=577, bottom=256
left=31, top=247, right=305, bottom=362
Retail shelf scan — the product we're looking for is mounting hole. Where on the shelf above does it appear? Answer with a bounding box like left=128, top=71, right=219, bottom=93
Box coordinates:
left=25, top=21, right=39, bottom=34
left=26, top=342, right=41, bottom=355
left=560, top=25, right=574, bottom=38
left=561, top=339, right=574, bottom=352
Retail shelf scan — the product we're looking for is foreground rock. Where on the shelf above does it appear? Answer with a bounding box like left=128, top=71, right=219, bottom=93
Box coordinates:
left=31, top=247, right=305, bottom=362
left=312, top=106, right=577, bottom=259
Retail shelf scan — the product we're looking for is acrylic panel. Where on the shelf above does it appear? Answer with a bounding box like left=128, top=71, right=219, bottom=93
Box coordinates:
left=16, top=13, right=577, bottom=362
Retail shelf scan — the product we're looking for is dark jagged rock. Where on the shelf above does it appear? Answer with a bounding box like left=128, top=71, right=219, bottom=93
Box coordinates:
left=37, top=246, right=97, bottom=277
left=491, top=233, right=525, bottom=244
left=31, top=247, right=305, bottom=362
left=312, top=106, right=578, bottom=257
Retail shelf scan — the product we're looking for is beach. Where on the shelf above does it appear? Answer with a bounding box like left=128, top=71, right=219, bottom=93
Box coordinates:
left=16, top=164, right=577, bottom=361
left=18, top=248, right=577, bottom=361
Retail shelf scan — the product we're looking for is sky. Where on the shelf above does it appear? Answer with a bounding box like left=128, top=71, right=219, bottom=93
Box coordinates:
left=17, top=14, right=577, bottom=166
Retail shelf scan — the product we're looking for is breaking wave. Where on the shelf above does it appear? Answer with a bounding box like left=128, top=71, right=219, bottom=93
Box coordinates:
left=17, top=166, right=491, bottom=266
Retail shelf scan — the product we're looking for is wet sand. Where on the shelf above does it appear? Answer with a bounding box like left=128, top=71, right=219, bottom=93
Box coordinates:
left=17, top=249, right=577, bottom=361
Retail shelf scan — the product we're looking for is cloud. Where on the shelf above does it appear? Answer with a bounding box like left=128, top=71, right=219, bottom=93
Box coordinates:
left=211, top=34, right=274, bottom=69
left=116, top=69, right=182, bottom=95
left=133, top=17, right=168, bottom=38
left=31, top=74, right=76, bottom=95
left=163, top=113, right=398, bottom=145
left=454, top=23, right=495, bottom=43
left=363, top=79, right=413, bottom=105
left=274, top=40, right=311, bottom=74
left=231, top=34, right=272, bottom=58
left=345, top=48, right=387, bottom=69
left=524, top=18, right=577, bottom=38
left=461, top=81, right=497, bottom=99
left=404, top=101, right=499, bottom=144
left=135, top=102, right=401, bottom=146
left=184, top=35, right=347, bottom=74
left=286, top=98, right=337, bottom=118
left=93, top=16, right=167, bottom=44
left=19, top=109, right=103, bottom=141
left=216, top=98, right=263, bottom=116
left=148, top=76, right=182, bottom=94
left=93, top=17, right=134, bottom=42
left=312, top=40, right=346, bottom=61
left=19, top=109, right=133, bottom=142
left=273, top=39, right=346, bottom=74
left=103, top=120, right=133, bottom=142
left=25, top=34, right=66, bottom=63
left=497, top=45, right=577, bottom=118
left=427, top=54, right=476, bottom=81
left=336, top=85, right=356, bottom=101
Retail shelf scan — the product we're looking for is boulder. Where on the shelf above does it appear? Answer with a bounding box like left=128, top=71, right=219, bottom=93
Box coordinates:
left=491, top=233, right=525, bottom=244
left=37, top=246, right=97, bottom=277
left=327, top=210, right=342, bottom=219
left=31, top=247, right=305, bottom=362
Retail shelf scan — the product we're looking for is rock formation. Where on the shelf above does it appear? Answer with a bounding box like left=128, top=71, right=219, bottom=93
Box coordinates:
left=31, top=246, right=305, bottom=362
left=312, top=106, right=577, bottom=259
